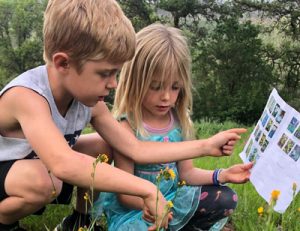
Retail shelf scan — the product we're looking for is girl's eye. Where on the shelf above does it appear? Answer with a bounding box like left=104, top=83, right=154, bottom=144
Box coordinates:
left=149, top=83, right=162, bottom=91
left=172, top=84, right=182, bottom=91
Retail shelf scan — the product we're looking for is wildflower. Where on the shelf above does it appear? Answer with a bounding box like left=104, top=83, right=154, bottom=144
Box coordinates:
left=298, top=208, right=300, bottom=212
left=162, top=167, right=176, bottom=180
left=78, top=227, right=87, bottom=231
left=51, top=190, right=56, bottom=198
left=167, top=201, right=174, bottom=208
left=292, top=182, right=297, bottom=193
left=271, top=190, right=280, bottom=202
left=178, top=180, right=186, bottom=187
left=84, top=192, right=89, bottom=201
left=257, top=206, right=264, bottom=216
left=99, top=153, right=109, bottom=163
left=167, top=168, right=176, bottom=180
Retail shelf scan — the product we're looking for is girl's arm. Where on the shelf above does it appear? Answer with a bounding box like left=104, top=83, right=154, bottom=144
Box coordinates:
left=177, top=159, right=253, bottom=185
left=91, top=102, right=246, bottom=164
left=114, top=150, right=145, bottom=210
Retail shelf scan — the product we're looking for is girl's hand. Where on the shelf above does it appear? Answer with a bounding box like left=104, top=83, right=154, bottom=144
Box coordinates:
left=207, top=128, right=247, bottom=156
left=142, top=190, right=170, bottom=230
left=219, top=162, right=253, bottom=184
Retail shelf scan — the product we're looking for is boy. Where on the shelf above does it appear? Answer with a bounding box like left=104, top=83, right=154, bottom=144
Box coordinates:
left=0, top=0, right=245, bottom=230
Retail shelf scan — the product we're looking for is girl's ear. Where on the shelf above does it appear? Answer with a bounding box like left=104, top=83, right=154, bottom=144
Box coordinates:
left=52, top=52, right=70, bottom=71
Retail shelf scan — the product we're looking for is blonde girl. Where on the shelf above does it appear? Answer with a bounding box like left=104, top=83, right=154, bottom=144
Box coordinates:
left=97, top=23, right=252, bottom=231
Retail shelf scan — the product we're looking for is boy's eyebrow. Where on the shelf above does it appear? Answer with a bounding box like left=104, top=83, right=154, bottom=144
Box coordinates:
left=98, top=68, right=120, bottom=72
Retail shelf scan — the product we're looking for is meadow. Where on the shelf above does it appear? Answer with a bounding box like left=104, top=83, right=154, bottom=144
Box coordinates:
left=20, top=121, right=300, bottom=230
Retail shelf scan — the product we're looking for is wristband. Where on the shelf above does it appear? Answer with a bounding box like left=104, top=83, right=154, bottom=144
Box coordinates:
left=212, top=169, right=226, bottom=186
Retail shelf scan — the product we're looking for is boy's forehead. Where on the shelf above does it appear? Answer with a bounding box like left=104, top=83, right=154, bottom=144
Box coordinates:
left=87, top=60, right=123, bottom=70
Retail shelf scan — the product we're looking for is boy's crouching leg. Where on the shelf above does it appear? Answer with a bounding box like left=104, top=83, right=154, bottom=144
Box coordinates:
left=0, top=159, right=63, bottom=224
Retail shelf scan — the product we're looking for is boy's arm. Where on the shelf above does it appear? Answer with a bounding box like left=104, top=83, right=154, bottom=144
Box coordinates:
left=91, top=102, right=246, bottom=164
left=2, top=87, right=171, bottom=225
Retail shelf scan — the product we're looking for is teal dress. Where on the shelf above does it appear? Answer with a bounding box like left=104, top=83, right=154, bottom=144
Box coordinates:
left=95, top=116, right=202, bottom=231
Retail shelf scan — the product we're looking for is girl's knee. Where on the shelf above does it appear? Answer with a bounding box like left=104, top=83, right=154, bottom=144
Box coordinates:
left=218, top=186, right=238, bottom=211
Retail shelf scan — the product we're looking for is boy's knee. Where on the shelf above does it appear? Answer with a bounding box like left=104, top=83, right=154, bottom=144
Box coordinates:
left=26, top=176, right=62, bottom=205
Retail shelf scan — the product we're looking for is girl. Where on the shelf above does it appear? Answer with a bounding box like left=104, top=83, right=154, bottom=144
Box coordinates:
left=96, top=23, right=253, bottom=231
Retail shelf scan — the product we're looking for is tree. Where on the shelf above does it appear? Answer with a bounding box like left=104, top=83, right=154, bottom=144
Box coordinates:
left=0, top=0, right=46, bottom=88
left=192, top=17, right=274, bottom=124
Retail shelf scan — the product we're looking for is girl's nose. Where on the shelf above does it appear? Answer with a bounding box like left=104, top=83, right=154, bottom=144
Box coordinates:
left=161, top=89, right=170, bottom=100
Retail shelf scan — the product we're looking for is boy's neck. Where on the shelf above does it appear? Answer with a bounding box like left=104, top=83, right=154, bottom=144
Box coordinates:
left=47, top=65, right=74, bottom=117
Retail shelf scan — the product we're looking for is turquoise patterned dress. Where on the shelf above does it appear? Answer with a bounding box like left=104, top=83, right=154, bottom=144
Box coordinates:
left=95, top=113, right=202, bottom=231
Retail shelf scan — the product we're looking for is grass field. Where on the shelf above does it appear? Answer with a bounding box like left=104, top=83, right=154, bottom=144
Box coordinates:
left=20, top=121, right=300, bottom=230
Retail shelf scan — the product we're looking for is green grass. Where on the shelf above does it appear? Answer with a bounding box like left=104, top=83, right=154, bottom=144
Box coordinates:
left=20, top=121, right=300, bottom=230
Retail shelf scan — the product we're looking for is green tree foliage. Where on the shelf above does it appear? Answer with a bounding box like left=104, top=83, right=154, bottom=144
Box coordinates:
left=192, top=17, right=274, bottom=124
left=234, top=0, right=300, bottom=110
left=117, top=0, right=157, bottom=31
left=0, top=0, right=46, bottom=89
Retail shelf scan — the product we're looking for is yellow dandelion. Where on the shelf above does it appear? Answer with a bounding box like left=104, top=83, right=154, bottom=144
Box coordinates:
left=298, top=208, right=300, bottom=212
left=257, top=206, right=264, bottom=215
left=100, top=154, right=109, bottom=163
left=167, top=200, right=174, bottom=208
left=78, top=228, right=85, bottom=231
left=83, top=192, right=89, bottom=201
left=51, top=190, right=56, bottom=198
left=178, top=180, right=186, bottom=187
left=292, top=182, right=297, bottom=192
left=168, top=169, right=176, bottom=180
left=271, top=190, right=280, bottom=201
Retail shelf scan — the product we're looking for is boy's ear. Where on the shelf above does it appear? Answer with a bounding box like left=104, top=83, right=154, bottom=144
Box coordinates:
left=53, top=52, right=70, bottom=71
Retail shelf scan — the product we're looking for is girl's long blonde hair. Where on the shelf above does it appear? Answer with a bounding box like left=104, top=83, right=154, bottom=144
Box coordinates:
left=113, top=23, right=194, bottom=139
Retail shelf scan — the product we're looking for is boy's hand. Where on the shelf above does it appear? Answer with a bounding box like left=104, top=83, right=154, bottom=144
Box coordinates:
left=207, top=128, right=247, bottom=156
left=219, top=162, right=253, bottom=184
left=142, top=191, right=170, bottom=230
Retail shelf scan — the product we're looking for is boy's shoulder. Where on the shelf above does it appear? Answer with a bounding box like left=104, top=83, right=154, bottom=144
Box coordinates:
left=0, top=65, right=47, bottom=96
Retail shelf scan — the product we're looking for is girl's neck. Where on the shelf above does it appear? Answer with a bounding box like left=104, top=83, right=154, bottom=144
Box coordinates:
left=143, top=111, right=174, bottom=134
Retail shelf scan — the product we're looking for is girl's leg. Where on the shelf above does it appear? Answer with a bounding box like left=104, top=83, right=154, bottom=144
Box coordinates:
left=184, top=185, right=237, bottom=231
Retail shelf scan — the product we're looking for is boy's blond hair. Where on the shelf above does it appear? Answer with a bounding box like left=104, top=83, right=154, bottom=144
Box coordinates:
left=43, top=0, right=136, bottom=71
left=113, top=23, right=194, bottom=140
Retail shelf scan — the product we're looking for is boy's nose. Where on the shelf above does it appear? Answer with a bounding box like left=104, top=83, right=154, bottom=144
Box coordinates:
left=107, top=76, right=118, bottom=89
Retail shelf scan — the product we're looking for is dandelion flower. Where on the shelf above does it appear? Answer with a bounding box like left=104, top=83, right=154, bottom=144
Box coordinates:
left=100, top=154, right=109, bottom=163
left=271, top=190, right=280, bottom=201
left=178, top=180, right=186, bottom=187
left=298, top=208, right=300, bottom=212
left=51, top=190, right=56, bottom=198
left=84, top=192, right=89, bottom=201
left=257, top=206, right=264, bottom=215
left=292, top=182, right=297, bottom=192
left=167, top=201, right=174, bottom=208
left=168, top=169, right=176, bottom=180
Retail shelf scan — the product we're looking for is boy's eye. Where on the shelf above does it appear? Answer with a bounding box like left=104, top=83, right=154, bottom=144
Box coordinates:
left=98, top=70, right=119, bottom=78
left=99, top=72, right=111, bottom=77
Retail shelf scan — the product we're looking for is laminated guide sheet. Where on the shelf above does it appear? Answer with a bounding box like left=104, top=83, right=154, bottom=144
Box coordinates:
left=240, top=89, right=300, bottom=213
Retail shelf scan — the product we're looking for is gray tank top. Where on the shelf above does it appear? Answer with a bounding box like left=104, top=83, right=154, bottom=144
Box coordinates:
left=0, top=65, right=92, bottom=161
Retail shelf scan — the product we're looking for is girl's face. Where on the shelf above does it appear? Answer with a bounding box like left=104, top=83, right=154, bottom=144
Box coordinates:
left=142, top=76, right=182, bottom=120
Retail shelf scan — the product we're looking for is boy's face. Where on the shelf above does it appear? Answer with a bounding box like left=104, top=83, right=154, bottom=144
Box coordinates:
left=66, top=60, right=122, bottom=107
